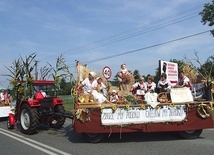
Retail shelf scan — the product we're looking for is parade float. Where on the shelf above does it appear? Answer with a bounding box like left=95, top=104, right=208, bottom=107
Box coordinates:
left=73, top=61, right=214, bottom=143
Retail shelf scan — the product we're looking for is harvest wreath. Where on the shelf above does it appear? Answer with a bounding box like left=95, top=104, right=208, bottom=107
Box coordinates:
left=197, top=103, right=212, bottom=119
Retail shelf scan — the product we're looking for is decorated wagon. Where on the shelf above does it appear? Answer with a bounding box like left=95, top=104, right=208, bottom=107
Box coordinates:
left=73, top=62, right=214, bottom=143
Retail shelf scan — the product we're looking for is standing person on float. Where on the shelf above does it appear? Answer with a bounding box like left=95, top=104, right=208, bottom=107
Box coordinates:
left=157, top=73, right=172, bottom=93
left=145, top=76, right=156, bottom=93
left=117, top=63, right=131, bottom=91
left=178, top=71, right=191, bottom=90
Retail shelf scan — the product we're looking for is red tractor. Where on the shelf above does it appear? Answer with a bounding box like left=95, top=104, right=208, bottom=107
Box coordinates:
left=7, top=80, right=72, bottom=134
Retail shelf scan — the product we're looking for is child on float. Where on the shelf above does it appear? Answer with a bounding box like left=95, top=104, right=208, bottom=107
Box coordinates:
left=110, top=90, right=119, bottom=103
left=117, top=64, right=131, bottom=91
left=96, top=77, right=108, bottom=98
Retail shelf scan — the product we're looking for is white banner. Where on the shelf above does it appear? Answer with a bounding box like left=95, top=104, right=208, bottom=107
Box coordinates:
left=170, top=88, right=193, bottom=103
left=101, top=105, right=186, bottom=126
left=0, top=106, right=11, bottom=117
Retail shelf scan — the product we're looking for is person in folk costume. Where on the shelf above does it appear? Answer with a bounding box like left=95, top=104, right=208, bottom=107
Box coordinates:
left=178, top=71, right=191, bottom=90
left=117, top=63, right=131, bottom=91
left=157, top=73, right=172, bottom=93
left=130, top=77, right=147, bottom=100
left=77, top=71, right=108, bottom=104
left=96, top=77, right=108, bottom=98
left=145, top=76, right=156, bottom=93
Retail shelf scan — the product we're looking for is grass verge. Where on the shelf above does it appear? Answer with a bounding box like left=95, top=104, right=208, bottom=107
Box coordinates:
left=59, top=95, right=75, bottom=112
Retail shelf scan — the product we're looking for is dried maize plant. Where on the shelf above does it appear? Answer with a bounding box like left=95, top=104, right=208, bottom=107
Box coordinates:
left=184, top=52, right=213, bottom=86
left=3, top=58, right=24, bottom=98
left=20, top=53, right=37, bottom=98
left=39, top=65, right=52, bottom=80
left=48, top=54, right=75, bottom=93
left=4, top=58, right=23, bottom=87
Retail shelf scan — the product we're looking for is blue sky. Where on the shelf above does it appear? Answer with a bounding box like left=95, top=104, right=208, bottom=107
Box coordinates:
left=0, top=0, right=213, bottom=88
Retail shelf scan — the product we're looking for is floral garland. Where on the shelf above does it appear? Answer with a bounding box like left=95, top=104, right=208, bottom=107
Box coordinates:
left=197, top=103, right=211, bottom=119
left=75, top=108, right=91, bottom=122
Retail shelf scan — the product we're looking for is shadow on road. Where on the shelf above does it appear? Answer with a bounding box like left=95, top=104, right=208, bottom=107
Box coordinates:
left=59, top=122, right=188, bottom=143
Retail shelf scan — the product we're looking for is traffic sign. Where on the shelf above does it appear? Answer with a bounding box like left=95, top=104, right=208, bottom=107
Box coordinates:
left=102, top=66, right=112, bottom=79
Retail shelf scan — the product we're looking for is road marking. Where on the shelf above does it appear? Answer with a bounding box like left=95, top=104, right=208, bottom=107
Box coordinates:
left=0, top=128, right=71, bottom=155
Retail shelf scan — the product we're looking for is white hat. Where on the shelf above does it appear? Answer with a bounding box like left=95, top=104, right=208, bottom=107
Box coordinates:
left=112, top=90, right=116, bottom=93
left=96, top=77, right=101, bottom=80
left=89, top=71, right=96, bottom=77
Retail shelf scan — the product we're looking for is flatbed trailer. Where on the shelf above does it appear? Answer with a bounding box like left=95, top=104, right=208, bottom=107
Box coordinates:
left=73, top=100, right=214, bottom=143
left=73, top=62, right=214, bottom=143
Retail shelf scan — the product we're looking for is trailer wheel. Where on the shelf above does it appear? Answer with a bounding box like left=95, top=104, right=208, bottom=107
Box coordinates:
left=20, top=104, right=39, bottom=134
left=82, top=133, right=105, bottom=143
left=178, top=129, right=203, bottom=139
left=7, top=117, right=14, bottom=129
left=50, top=105, right=65, bottom=128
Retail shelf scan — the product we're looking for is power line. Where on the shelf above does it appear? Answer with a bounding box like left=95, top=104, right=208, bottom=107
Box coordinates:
left=63, top=6, right=203, bottom=55
left=39, top=4, right=204, bottom=61
left=69, top=14, right=199, bottom=55
left=78, top=30, right=212, bottom=65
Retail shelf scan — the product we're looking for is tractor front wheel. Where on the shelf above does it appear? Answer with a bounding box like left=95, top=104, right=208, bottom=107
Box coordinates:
left=20, top=104, right=39, bottom=134
left=50, top=105, right=65, bottom=128
left=7, top=116, right=15, bottom=129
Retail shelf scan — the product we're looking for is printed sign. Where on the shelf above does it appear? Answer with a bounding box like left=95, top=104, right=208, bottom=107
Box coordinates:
left=101, top=105, right=186, bottom=126
left=160, top=60, right=178, bottom=85
left=102, top=66, right=112, bottom=79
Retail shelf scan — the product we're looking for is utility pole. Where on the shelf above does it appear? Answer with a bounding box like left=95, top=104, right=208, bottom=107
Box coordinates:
left=35, top=60, right=39, bottom=80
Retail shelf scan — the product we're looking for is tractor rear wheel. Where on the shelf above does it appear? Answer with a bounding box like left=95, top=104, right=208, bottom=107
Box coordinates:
left=20, top=104, right=39, bottom=134
left=50, top=105, right=65, bottom=128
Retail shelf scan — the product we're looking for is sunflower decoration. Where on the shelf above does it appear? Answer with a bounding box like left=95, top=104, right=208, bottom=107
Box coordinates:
left=125, top=103, right=130, bottom=109
left=197, top=103, right=211, bottom=119
left=112, top=105, right=117, bottom=112
left=169, top=103, right=175, bottom=108
left=72, top=89, right=78, bottom=96
left=141, top=104, right=146, bottom=110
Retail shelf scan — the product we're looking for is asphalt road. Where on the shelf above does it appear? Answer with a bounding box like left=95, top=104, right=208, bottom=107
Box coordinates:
left=0, top=118, right=214, bottom=155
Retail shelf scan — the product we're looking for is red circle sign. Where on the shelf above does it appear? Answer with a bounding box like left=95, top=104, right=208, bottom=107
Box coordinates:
left=102, top=66, right=112, bottom=79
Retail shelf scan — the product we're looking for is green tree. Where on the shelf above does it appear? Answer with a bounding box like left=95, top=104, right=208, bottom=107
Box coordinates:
left=199, top=0, right=214, bottom=26
left=133, top=69, right=141, bottom=82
